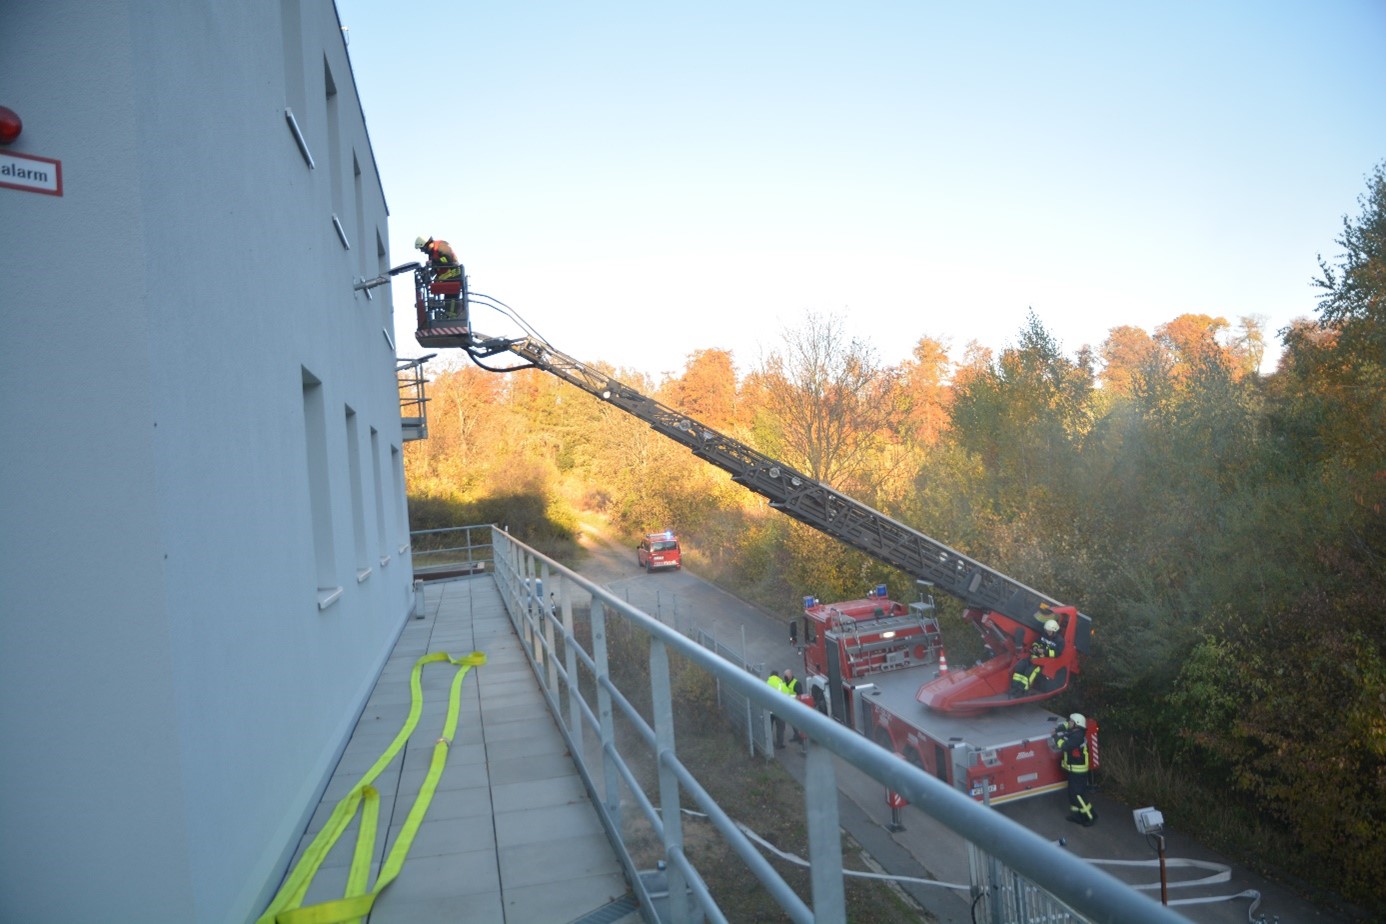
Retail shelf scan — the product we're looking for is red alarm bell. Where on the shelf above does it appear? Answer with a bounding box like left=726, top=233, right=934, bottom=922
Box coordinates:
left=0, top=107, right=21, bottom=145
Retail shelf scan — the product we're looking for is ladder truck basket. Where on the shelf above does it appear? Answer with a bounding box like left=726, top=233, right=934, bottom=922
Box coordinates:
left=414, top=264, right=471, bottom=348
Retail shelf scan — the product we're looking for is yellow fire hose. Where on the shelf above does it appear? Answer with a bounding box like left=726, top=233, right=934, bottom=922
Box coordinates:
left=257, top=650, right=487, bottom=924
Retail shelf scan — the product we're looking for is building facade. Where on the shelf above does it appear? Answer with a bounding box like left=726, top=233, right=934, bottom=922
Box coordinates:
left=0, top=3, right=415, bottom=920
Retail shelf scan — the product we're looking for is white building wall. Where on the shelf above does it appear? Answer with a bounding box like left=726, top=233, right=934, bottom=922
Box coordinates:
left=0, top=3, right=415, bottom=921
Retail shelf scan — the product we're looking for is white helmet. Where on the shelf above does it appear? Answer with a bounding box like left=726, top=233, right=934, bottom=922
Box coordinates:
left=1069, top=713, right=1086, bottom=728
left=1044, top=619, right=1059, bottom=634
left=414, top=235, right=428, bottom=250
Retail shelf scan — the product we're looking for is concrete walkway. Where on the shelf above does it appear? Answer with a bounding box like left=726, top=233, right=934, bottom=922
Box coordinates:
left=288, top=576, right=638, bottom=924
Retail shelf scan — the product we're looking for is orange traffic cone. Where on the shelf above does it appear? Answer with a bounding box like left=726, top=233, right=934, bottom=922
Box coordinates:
left=938, top=651, right=949, bottom=673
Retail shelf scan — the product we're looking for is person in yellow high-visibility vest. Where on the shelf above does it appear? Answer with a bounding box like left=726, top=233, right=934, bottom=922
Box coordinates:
left=766, top=671, right=788, bottom=749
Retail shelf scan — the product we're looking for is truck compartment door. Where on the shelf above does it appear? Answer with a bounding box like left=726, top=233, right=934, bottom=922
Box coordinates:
left=825, top=637, right=848, bottom=726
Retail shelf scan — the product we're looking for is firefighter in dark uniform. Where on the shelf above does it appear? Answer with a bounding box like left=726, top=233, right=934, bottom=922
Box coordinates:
left=1055, top=713, right=1096, bottom=826
left=782, top=670, right=806, bottom=744
left=1010, top=618, right=1063, bottom=696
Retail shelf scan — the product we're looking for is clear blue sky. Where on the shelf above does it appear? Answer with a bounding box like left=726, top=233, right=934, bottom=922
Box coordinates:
left=336, top=0, right=1386, bottom=379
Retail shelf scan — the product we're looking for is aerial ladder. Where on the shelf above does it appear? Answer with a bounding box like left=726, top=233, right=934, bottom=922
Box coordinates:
left=408, top=262, right=1091, bottom=713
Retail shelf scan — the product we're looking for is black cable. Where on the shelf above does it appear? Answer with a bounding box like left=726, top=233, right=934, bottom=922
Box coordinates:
left=470, top=291, right=549, bottom=344
left=970, top=888, right=988, bottom=924
left=464, top=348, right=534, bottom=374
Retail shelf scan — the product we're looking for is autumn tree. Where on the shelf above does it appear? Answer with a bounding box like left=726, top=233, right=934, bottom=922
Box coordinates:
left=1154, top=313, right=1235, bottom=383
left=403, top=365, right=509, bottom=497
left=897, top=336, right=953, bottom=448
left=660, top=348, right=739, bottom=431
left=755, top=311, right=899, bottom=493
left=1229, top=314, right=1268, bottom=377
left=1099, top=325, right=1162, bottom=396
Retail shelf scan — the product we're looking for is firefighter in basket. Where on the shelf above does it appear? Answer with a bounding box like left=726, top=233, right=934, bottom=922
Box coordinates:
left=415, top=235, right=462, bottom=318
left=1009, top=616, right=1064, bottom=697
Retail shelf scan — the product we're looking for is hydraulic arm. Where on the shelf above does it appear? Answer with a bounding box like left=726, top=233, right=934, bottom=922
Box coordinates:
left=464, top=331, right=1067, bottom=626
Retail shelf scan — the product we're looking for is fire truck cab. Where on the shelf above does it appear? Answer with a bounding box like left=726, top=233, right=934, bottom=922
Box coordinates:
left=800, top=585, right=944, bottom=724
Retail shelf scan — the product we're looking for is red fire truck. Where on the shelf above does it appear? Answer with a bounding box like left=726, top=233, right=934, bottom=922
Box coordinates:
left=798, top=585, right=1095, bottom=803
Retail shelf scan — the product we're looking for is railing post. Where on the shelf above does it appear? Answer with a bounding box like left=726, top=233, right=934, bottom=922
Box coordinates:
left=590, top=600, right=622, bottom=833
left=649, top=637, right=688, bottom=924
left=561, top=580, right=580, bottom=742
left=542, top=562, right=558, bottom=693
left=804, top=741, right=846, bottom=922
left=522, top=553, right=537, bottom=656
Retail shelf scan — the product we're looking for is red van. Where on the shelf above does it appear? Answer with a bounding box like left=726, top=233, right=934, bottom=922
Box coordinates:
left=637, top=531, right=682, bottom=572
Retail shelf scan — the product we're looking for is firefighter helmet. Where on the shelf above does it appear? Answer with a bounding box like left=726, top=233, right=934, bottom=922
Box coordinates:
left=1044, top=619, right=1059, bottom=634
left=414, top=235, right=428, bottom=250
left=1069, top=713, right=1086, bottom=728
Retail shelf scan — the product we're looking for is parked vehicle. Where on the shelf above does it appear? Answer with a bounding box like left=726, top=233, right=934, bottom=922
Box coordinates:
left=637, top=531, right=682, bottom=572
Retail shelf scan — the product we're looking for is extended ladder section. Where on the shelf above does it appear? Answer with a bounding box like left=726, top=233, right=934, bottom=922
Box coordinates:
left=467, top=332, right=1074, bottom=625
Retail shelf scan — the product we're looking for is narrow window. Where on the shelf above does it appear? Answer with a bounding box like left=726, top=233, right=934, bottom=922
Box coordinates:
left=281, top=0, right=313, bottom=167
left=302, top=369, right=338, bottom=605
left=391, top=445, right=407, bottom=553
left=371, top=427, right=387, bottom=566
left=345, top=406, right=368, bottom=581
left=325, top=59, right=347, bottom=248
left=354, top=153, right=367, bottom=278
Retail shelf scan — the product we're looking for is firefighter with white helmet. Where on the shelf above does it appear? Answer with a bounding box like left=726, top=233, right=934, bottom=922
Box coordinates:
left=1055, top=713, right=1096, bottom=826
left=415, top=235, right=462, bottom=317
left=415, top=236, right=459, bottom=276
left=1009, top=613, right=1065, bottom=696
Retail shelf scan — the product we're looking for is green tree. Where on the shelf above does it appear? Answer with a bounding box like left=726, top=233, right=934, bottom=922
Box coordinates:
left=950, top=312, right=1093, bottom=520
left=1314, top=161, right=1386, bottom=372
left=1305, top=160, right=1386, bottom=473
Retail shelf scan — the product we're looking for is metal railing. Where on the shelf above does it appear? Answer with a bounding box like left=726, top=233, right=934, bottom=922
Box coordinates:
left=488, top=526, right=1186, bottom=924
left=409, top=524, right=494, bottom=578
left=396, top=355, right=434, bottom=441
